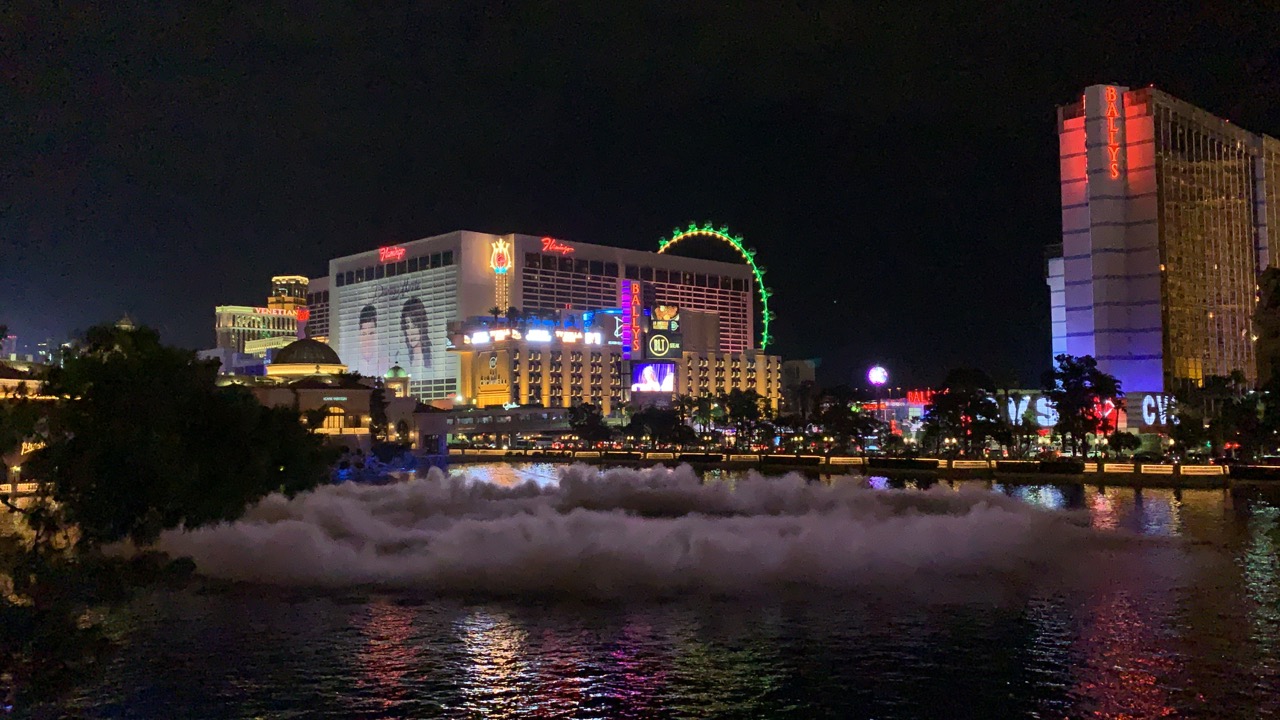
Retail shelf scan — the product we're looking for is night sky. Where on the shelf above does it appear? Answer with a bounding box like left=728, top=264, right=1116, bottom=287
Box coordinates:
left=4, top=2, right=1277, bottom=387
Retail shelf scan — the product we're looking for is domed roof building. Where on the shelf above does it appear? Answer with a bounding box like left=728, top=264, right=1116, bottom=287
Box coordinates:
left=265, top=338, right=347, bottom=378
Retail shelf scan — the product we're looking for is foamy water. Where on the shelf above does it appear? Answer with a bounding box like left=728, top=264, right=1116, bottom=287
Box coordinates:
left=155, top=465, right=1136, bottom=598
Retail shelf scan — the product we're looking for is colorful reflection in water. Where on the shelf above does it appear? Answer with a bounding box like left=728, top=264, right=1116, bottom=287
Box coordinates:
left=1243, top=501, right=1280, bottom=717
left=352, top=597, right=418, bottom=712
left=53, top=468, right=1280, bottom=719
left=456, top=610, right=532, bottom=717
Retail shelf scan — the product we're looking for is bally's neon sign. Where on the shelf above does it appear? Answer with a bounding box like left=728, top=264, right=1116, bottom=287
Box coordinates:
left=1104, top=86, right=1122, bottom=180
left=379, top=246, right=407, bottom=263
left=541, top=237, right=574, bottom=255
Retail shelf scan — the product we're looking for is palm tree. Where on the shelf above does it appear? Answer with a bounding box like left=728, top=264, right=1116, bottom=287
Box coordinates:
left=692, top=395, right=722, bottom=434
left=504, top=306, right=520, bottom=325
left=674, top=394, right=696, bottom=426
left=488, top=306, right=502, bottom=325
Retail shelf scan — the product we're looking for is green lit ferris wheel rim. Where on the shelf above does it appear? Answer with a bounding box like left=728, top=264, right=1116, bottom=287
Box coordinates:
left=657, top=222, right=773, bottom=349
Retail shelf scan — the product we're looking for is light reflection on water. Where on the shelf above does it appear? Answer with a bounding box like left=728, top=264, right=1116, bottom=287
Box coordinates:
left=57, top=463, right=1280, bottom=719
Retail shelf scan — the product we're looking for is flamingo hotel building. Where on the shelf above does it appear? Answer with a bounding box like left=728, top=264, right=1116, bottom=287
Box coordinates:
left=314, top=230, right=778, bottom=407
left=1049, top=84, right=1280, bottom=393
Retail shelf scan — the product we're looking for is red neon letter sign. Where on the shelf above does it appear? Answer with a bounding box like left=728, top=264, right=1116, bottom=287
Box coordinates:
left=379, top=246, right=406, bottom=263
left=541, top=237, right=574, bottom=255
left=1104, top=86, right=1121, bottom=180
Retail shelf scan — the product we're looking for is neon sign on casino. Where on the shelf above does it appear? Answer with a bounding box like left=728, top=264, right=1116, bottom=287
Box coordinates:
left=541, top=237, right=574, bottom=255
left=489, top=239, right=512, bottom=274
left=1104, top=86, right=1122, bottom=179
left=379, top=245, right=406, bottom=263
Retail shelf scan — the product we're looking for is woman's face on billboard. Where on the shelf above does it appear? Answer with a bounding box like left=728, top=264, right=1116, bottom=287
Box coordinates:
left=403, top=313, right=427, bottom=349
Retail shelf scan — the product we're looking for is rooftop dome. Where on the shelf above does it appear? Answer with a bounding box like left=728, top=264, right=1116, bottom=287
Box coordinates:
left=385, top=364, right=408, bottom=379
left=272, top=338, right=341, bottom=367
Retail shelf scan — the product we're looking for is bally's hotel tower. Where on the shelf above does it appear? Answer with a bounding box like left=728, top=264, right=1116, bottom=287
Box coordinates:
left=1048, top=84, right=1280, bottom=392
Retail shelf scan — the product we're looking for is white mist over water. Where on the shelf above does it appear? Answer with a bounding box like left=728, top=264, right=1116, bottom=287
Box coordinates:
left=157, top=465, right=1132, bottom=599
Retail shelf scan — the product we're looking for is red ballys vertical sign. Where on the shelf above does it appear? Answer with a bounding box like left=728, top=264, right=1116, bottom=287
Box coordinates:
left=1104, top=86, right=1122, bottom=179
left=620, top=280, right=643, bottom=360
left=630, top=282, right=643, bottom=356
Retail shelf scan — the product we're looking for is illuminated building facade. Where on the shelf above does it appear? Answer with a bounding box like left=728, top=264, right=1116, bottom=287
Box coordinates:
left=268, top=275, right=309, bottom=314
left=214, top=305, right=297, bottom=354
left=679, top=351, right=782, bottom=411
left=326, top=230, right=757, bottom=402
left=304, top=275, right=330, bottom=341
left=447, top=313, right=781, bottom=415
left=448, top=313, right=626, bottom=414
left=1053, top=84, right=1280, bottom=391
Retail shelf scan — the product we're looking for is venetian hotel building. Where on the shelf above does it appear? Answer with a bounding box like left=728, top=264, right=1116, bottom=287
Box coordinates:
left=1048, top=84, right=1280, bottom=392
left=323, top=231, right=758, bottom=402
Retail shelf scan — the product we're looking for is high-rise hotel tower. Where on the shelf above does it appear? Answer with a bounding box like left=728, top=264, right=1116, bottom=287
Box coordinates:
left=1048, top=85, right=1280, bottom=392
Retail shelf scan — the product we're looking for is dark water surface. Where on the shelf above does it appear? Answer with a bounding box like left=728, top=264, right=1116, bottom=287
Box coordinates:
left=55, top=464, right=1280, bottom=719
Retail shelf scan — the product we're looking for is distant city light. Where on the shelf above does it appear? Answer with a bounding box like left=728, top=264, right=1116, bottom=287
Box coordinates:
left=868, top=365, right=889, bottom=386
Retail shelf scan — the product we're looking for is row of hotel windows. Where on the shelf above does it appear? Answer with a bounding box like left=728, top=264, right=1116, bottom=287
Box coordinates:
left=522, top=252, right=751, bottom=292
left=305, top=290, right=330, bottom=306
left=334, top=251, right=455, bottom=287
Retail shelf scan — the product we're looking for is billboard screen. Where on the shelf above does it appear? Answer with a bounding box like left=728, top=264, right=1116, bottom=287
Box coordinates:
left=335, top=259, right=458, bottom=400
left=631, top=362, right=676, bottom=393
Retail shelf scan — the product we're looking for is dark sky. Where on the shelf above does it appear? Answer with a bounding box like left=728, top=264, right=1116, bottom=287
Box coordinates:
left=4, top=1, right=1277, bottom=387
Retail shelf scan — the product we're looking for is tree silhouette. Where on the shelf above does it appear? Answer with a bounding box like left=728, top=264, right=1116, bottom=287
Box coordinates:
left=1041, top=354, right=1123, bottom=456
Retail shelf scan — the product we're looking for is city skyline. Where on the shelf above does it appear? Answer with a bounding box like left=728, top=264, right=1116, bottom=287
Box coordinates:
left=5, top=4, right=1278, bottom=387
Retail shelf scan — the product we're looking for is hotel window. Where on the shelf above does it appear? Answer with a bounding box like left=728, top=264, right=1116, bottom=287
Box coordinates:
left=640, top=267, right=653, bottom=281
left=364, top=266, right=374, bottom=280
left=625, top=265, right=639, bottom=279
left=605, top=262, right=618, bottom=277
left=354, top=269, right=364, bottom=282
left=408, top=257, right=419, bottom=272
left=335, top=275, right=345, bottom=287
left=386, top=263, right=397, bottom=277
left=442, top=251, right=453, bottom=265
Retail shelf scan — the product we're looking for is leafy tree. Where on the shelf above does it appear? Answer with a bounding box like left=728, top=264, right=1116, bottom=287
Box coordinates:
left=1041, top=354, right=1123, bottom=456
left=1255, top=266, right=1280, bottom=384
left=26, top=323, right=334, bottom=548
left=922, top=368, right=1006, bottom=456
left=881, top=434, right=908, bottom=457
left=722, top=388, right=765, bottom=444
left=369, top=384, right=389, bottom=441
left=785, top=379, right=819, bottom=422
left=623, top=406, right=691, bottom=446
left=692, top=395, right=723, bottom=433
left=3, top=323, right=333, bottom=709
left=1174, top=372, right=1267, bottom=459
left=302, top=406, right=330, bottom=433
left=673, top=394, right=696, bottom=427
left=817, top=402, right=885, bottom=454
left=1106, top=431, right=1142, bottom=459
left=566, top=402, right=613, bottom=444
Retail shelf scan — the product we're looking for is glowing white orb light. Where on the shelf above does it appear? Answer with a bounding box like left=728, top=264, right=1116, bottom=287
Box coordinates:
left=868, top=365, right=889, bottom=387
